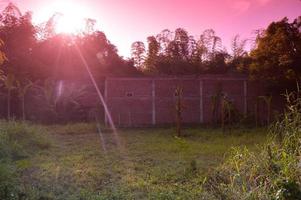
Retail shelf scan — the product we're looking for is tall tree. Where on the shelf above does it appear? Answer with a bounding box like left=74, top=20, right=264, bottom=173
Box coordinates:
left=131, top=41, right=146, bottom=69
left=144, top=36, right=159, bottom=73
left=0, top=3, right=36, bottom=81
left=173, top=28, right=190, bottom=60
left=156, top=29, right=172, bottom=55
left=199, top=29, right=222, bottom=60
left=229, top=35, right=250, bottom=73
left=250, top=17, right=301, bottom=91
left=231, top=35, right=247, bottom=59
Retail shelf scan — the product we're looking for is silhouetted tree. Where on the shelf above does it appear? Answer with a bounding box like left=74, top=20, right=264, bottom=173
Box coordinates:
left=131, top=41, right=146, bottom=69
left=0, top=3, right=36, bottom=81
left=231, top=35, right=247, bottom=59
left=156, top=29, right=172, bottom=55
left=250, top=17, right=301, bottom=91
left=199, top=29, right=222, bottom=60
left=228, top=35, right=250, bottom=73
left=144, top=36, right=159, bottom=73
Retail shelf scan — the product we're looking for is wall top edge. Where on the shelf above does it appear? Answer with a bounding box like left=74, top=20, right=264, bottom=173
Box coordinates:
left=105, top=77, right=249, bottom=81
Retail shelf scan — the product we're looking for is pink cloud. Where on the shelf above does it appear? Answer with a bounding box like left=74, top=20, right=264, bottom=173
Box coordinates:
left=230, top=0, right=272, bottom=15
left=257, top=0, right=271, bottom=5
left=231, top=0, right=252, bottom=14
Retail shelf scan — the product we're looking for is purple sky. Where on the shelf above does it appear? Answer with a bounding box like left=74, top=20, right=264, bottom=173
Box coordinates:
left=4, top=0, right=301, bottom=58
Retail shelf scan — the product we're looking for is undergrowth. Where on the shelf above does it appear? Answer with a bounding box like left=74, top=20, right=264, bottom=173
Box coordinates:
left=206, top=91, right=301, bottom=200
left=0, top=121, right=51, bottom=200
left=2, top=93, right=300, bottom=200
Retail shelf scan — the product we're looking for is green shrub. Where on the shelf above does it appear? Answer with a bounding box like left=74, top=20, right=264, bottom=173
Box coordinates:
left=205, top=90, right=301, bottom=200
left=47, top=122, right=97, bottom=135
left=0, top=121, right=51, bottom=199
left=0, top=162, right=18, bottom=200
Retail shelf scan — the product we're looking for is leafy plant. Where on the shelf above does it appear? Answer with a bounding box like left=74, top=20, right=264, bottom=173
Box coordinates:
left=210, top=83, right=222, bottom=126
left=34, top=79, right=88, bottom=123
left=2, top=73, right=16, bottom=120
left=0, top=121, right=51, bottom=199
left=221, top=95, right=233, bottom=132
left=175, top=86, right=184, bottom=137
left=259, top=95, right=273, bottom=125
left=16, top=80, right=33, bottom=121
left=205, top=90, right=301, bottom=199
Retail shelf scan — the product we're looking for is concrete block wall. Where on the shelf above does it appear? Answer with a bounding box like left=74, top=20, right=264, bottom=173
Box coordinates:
left=104, top=75, right=261, bottom=127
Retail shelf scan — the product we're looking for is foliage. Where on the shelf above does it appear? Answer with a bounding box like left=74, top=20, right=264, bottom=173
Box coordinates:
left=175, top=86, right=184, bottom=137
left=0, top=3, right=36, bottom=81
left=0, top=3, right=139, bottom=82
left=33, top=79, right=89, bottom=123
left=0, top=121, right=51, bottom=199
left=221, top=95, right=237, bottom=132
left=16, top=79, right=33, bottom=121
left=250, top=17, right=301, bottom=92
left=2, top=125, right=264, bottom=200
left=131, top=41, right=146, bottom=69
left=1, top=73, right=16, bottom=120
left=131, top=28, right=231, bottom=75
left=205, top=90, right=301, bottom=199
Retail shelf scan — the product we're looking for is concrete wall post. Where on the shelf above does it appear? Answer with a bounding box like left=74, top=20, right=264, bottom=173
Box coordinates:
left=200, top=80, right=204, bottom=123
left=152, top=79, right=156, bottom=125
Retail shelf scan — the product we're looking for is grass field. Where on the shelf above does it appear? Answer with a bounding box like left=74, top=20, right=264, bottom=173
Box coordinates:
left=5, top=123, right=267, bottom=199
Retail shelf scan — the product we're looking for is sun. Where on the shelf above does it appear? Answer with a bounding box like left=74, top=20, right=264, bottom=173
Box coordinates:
left=55, top=12, right=86, bottom=34
left=34, top=0, right=91, bottom=34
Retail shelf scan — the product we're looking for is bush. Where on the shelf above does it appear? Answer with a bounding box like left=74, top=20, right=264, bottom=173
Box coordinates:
left=0, top=121, right=51, bottom=199
left=205, top=90, right=301, bottom=199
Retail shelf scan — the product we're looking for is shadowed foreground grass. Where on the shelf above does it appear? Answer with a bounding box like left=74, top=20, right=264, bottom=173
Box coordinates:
left=1, top=122, right=267, bottom=199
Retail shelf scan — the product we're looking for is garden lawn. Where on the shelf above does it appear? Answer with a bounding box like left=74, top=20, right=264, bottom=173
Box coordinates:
left=18, top=124, right=267, bottom=199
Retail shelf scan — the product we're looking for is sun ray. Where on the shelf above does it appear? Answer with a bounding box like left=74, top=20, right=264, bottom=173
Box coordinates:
left=33, top=0, right=91, bottom=34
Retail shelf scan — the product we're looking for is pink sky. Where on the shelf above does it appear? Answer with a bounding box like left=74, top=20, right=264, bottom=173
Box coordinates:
left=3, top=0, right=301, bottom=58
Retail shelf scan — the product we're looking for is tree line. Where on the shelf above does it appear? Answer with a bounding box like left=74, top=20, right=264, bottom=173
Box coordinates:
left=0, top=3, right=300, bottom=121
left=0, top=3, right=140, bottom=84
left=0, top=3, right=299, bottom=87
left=131, top=17, right=301, bottom=91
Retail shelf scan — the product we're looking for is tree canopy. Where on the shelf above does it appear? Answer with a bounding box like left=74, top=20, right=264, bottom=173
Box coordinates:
left=0, top=2, right=300, bottom=92
left=131, top=28, right=237, bottom=75
left=250, top=17, right=301, bottom=91
left=0, top=3, right=140, bottom=83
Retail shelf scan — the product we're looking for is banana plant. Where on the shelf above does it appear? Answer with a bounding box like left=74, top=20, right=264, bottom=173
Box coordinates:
left=34, top=79, right=88, bottom=123
left=16, top=80, right=33, bottom=121
left=56, top=83, right=87, bottom=122
left=259, top=95, right=272, bottom=125
left=210, top=83, right=222, bottom=126
left=221, top=96, right=233, bottom=133
left=175, top=86, right=184, bottom=137
left=34, top=79, right=58, bottom=121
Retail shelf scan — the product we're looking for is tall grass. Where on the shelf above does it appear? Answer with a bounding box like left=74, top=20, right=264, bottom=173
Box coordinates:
left=0, top=121, right=51, bottom=199
left=206, top=91, right=301, bottom=200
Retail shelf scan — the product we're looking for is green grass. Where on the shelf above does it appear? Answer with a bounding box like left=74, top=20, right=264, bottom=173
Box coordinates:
left=10, top=124, right=267, bottom=199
